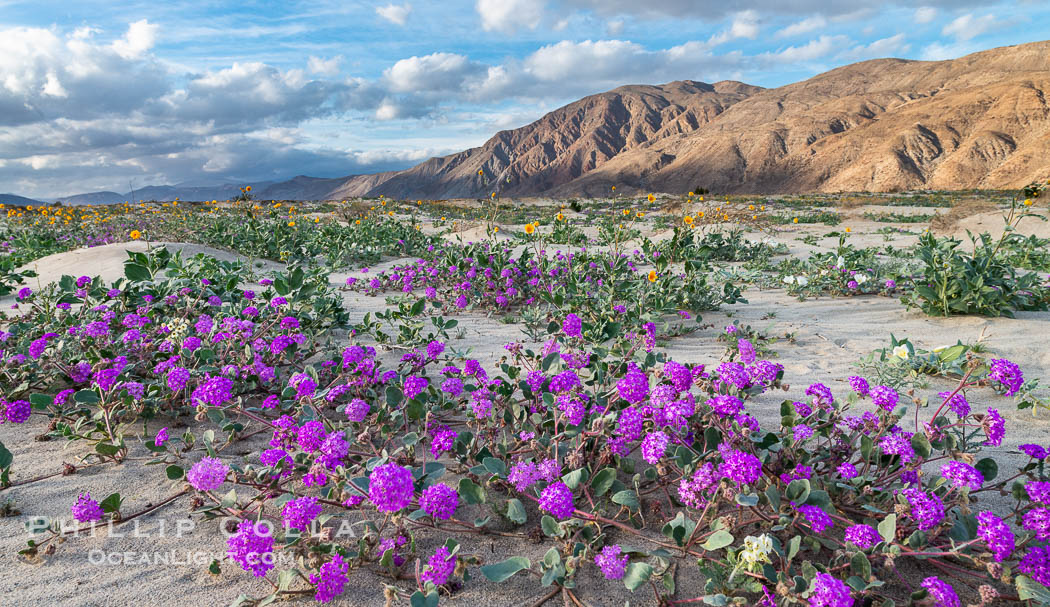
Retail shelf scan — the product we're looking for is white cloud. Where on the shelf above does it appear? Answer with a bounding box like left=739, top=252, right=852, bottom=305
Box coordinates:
left=839, top=33, right=910, bottom=60
left=307, top=55, right=342, bottom=76
left=111, top=19, right=158, bottom=59
left=375, top=3, right=412, bottom=26
left=915, top=7, right=937, bottom=24
left=764, top=35, right=848, bottom=63
left=477, top=0, right=545, bottom=33
left=920, top=40, right=977, bottom=60
left=942, top=13, right=999, bottom=41
left=776, top=15, right=826, bottom=38
left=605, top=19, right=625, bottom=35
left=383, top=52, right=485, bottom=93
left=709, top=10, right=760, bottom=45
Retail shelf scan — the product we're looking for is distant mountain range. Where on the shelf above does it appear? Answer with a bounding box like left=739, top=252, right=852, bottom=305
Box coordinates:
left=0, top=193, right=48, bottom=206
left=8, top=39, right=1049, bottom=205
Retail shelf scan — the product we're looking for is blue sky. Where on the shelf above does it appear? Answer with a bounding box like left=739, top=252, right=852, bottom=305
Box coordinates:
left=2, top=0, right=1049, bottom=198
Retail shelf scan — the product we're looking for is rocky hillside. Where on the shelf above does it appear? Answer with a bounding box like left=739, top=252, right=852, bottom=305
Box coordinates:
left=356, top=40, right=1050, bottom=197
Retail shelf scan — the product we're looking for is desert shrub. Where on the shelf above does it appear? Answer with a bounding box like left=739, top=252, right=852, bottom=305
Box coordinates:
left=773, top=235, right=903, bottom=299
left=902, top=231, right=1048, bottom=317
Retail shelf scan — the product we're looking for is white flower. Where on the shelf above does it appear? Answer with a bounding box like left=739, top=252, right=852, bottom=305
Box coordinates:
left=783, top=275, right=796, bottom=285
left=836, top=256, right=845, bottom=267
left=932, top=345, right=950, bottom=353
left=740, top=534, right=774, bottom=571
left=892, top=345, right=909, bottom=360
left=797, top=276, right=809, bottom=286
left=855, top=273, right=869, bottom=285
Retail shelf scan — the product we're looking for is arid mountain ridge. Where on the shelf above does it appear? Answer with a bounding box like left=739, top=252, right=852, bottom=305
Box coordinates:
left=13, top=39, right=1048, bottom=205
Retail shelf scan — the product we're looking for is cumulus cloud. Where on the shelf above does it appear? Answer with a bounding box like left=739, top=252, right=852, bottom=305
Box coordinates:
left=383, top=52, right=486, bottom=93
left=0, top=25, right=170, bottom=126
left=111, top=19, right=158, bottom=59
left=914, top=7, right=937, bottom=24
left=477, top=0, right=545, bottom=33
left=375, top=3, right=412, bottom=26
left=709, top=10, right=761, bottom=45
left=776, top=15, right=826, bottom=38
left=942, top=13, right=1001, bottom=41
left=763, top=35, right=848, bottom=63
left=307, top=55, right=342, bottom=76
left=839, top=33, right=910, bottom=60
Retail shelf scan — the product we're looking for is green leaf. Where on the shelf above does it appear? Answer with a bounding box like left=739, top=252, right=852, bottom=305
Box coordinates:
left=623, top=562, right=654, bottom=591
left=975, top=458, right=998, bottom=482
left=703, top=596, right=728, bottom=606
left=590, top=468, right=617, bottom=497
left=410, top=591, right=440, bottom=607
left=0, top=441, right=12, bottom=469
left=561, top=467, right=585, bottom=490
left=702, top=530, right=734, bottom=551
left=74, top=390, right=100, bottom=404
left=910, top=434, right=932, bottom=459
left=482, top=457, right=507, bottom=478
left=166, top=465, right=184, bottom=480
left=29, top=393, right=52, bottom=408
left=786, top=479, right=811, bottom=503
left=458, top=478, right=486, bottom=504
left=611, top=490, right=639, bottom=510
left=99, top=492, right=122, bottom=513
left=124, top=263, right=152, bottom=282
left=480, top=556, right=531, bottom=582
left=878, top=514, right=896, bottom=544
left=850, top=553, right=871, bottom=580
left=95, top=442, right=121, bottom=456
left=1017, top=575, right=1050, bottom=602
left=506, top=499, right=527, bottom=525
left=541, top=515, right=563, bottom=538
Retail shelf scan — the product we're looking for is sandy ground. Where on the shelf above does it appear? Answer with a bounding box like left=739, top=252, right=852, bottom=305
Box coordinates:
left=1, top=208, right=1049, bottom=606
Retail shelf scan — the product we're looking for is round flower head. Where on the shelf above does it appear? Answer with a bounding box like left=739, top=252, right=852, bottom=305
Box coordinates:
left=940, top=461, right=983, bottom=491
left=1020, top=545, right=1050, bottom=586
left=226, top=520, right=275, bottom=577
left=616, top=370, right=649, bottom=404
left=368, top=462, right=414, bottom=512
left=71, top=491, right=104, bottom=523
left=641, top=431, right=669, bottom=464
left=921, top=577, right=960, bottom=607
left=562, top=313, right=582, bottom=338
left=848, top=376, right=869, bottom=396
left=419, top=483, right=459, bottom=520
left=539, top=481, right=575, bottom=519
left=975, top=511, right=1014, bottom=562
left=1023, top=507, right=1050, bottom=540
left=282, top=496, right=323, bottom=531
left=844, top=524, right=880, bottom=549
left=869, top=385, right=898, bottom=411
left=344, top=398, right=370, bottom=422
left=310, top=554, right=349, bottom=603
left=901, top=487, right=944, bottom=531
left=718, top=447, right=762, bottom=485
left=4, top=400, right=31, bottom=424
left=1027, top=481, right=1050, bottom=505
left=809, top=572, right=853, bottom=607
left=154, top=427, right=169, bottom=447
left=594, top=545, right=629, bottom=580
left=937, top=391, right=970, bottom=418
left=187, top=457, right=229, bottom=491
left=988, top=358, right=1023, bottom=395
left=421, top=546, right=456, bottom=585
left=983, top=409, right=1005, bottom=446
left=796, top=504, right=833, bottom=533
